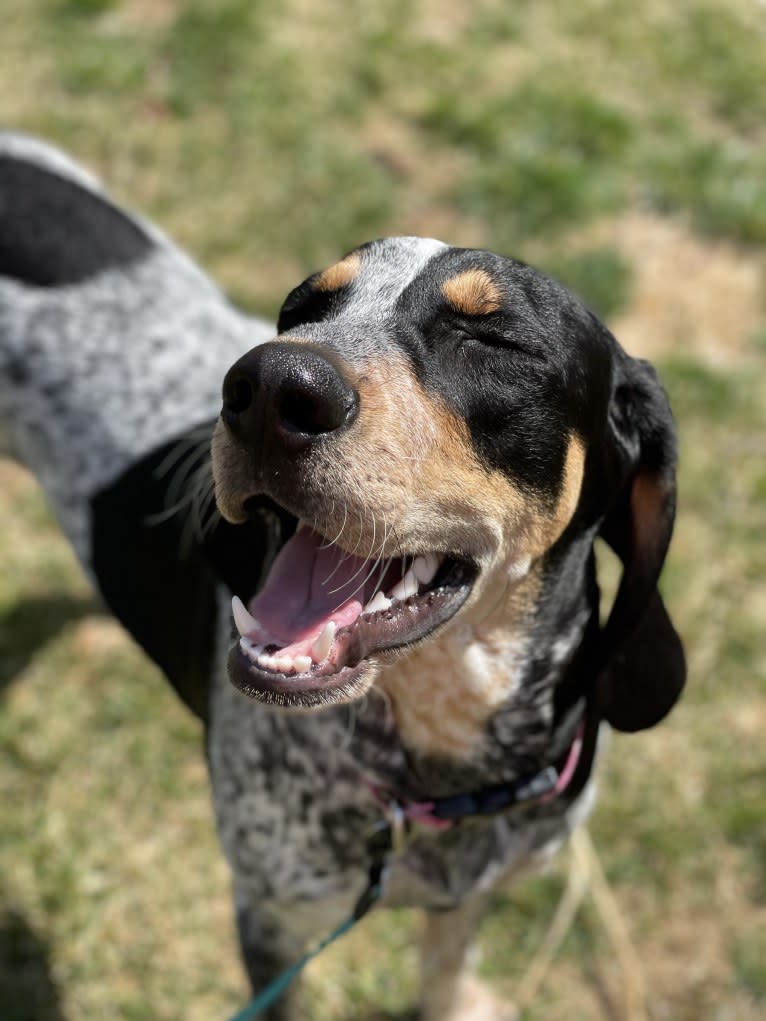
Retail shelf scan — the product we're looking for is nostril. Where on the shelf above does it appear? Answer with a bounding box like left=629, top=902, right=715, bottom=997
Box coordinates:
left=277, top=382, right=353, bottom=436
left=223, top=376, right=253, bottom=416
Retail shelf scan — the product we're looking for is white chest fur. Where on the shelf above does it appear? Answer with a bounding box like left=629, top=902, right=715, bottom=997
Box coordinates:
left=377, top=617, right=533, bottom=760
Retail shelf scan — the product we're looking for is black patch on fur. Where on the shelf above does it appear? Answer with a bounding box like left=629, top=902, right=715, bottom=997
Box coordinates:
left=0, top=156, right=152, bottom=285
left=277, top=277, right=351, bottom=333
left=90, top=425, right=282, bottom=722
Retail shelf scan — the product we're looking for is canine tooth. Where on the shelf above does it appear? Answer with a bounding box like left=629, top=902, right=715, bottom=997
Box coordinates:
left=311, top=621, right=336, bottom=663
left=364, top=591, right=392, bottom=614
left=294, top=655, right=312, bottom=673
left=413, top=553, right=440, bottom=586
left=390, top=569, right=418, bottom=602
left=232, top=595, right=259, bottom=638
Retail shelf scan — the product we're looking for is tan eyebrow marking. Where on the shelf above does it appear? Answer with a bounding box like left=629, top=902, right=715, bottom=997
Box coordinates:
left=314, top=251, right=362, bottom=292
left=441, top=268, right=502, bottom=316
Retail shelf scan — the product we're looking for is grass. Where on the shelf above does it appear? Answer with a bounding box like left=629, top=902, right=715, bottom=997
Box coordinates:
left=1, top=1, right=765, bottom=1018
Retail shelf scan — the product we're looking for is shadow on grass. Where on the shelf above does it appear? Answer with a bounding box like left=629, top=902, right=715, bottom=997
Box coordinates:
left=0, top=909, right=67, bottom=1021
left=0, top=593, right=100, bottom=695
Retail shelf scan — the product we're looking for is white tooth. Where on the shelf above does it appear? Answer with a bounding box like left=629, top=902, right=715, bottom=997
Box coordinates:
left=311, top=621, right=336, bottom=663
left=390, top=569, right=418, bottom=602
left=364, top=591, right=392, bottom=614
left=258, top=652, right=278, bottom=671
left=274, top=657, right=293, bottom=674
left=294, top=655, right=312, bottom=673
left=239, top=637, right=264, bottom=664
left=413, top=553, right=440, bottom=586
left=232, top=595, right=260, bottom=638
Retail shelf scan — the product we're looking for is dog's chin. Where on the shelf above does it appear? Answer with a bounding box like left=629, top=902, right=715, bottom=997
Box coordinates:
left=227, top=648, right=379, bottom=708
left=225, top=509, right=477, bottom=710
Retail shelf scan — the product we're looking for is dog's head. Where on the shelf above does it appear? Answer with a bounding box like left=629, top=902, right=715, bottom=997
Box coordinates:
left=212, top=238, right=684, bottom=731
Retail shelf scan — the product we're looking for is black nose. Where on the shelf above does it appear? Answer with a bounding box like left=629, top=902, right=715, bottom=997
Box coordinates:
left=221, top=340, right=359, bottom=452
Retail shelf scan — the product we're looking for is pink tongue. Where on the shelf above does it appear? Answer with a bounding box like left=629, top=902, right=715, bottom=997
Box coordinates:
left=246, top=527, right=374, bottom=654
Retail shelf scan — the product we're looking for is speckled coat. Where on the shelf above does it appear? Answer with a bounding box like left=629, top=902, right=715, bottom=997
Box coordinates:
left=0, top=134, right=684, bottom=1020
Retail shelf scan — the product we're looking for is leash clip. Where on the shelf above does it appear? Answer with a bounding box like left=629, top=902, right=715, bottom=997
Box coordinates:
left=367, top=798, right=409, bottom=854
left=386, top=799, right=408, bottom=854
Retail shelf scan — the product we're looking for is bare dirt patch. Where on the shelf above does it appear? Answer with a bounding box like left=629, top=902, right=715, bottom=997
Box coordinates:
left=113, top=0, right=178, bottom=30
left=581, top=213, right=764, bottom=365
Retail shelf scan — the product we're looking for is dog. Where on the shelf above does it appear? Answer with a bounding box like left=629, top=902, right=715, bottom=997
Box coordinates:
left=0, top=134, right=685, bottom=1020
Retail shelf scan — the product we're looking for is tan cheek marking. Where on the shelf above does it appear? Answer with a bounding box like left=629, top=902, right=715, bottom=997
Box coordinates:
left=314, top=251, right=361, bottom=292
left=211, top=418, right=251, bottom=523
left=476, top=432, right=586, bottom=564
left=351, top=369, right=588, bottom=570
left=550, top=434, right=586, bottom=541
left=441, top=268, right=502, bottom=316
left=378, top=569, right=541, bottom=759
left=328, top=355, right=530, bottom=558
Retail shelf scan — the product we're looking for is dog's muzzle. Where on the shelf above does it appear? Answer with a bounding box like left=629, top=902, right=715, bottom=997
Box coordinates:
left=214, top=341, right=477, bottom=707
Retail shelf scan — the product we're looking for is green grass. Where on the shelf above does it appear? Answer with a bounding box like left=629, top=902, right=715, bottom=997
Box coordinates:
left=733, top=924, right=766, bottom=1002
left=1, top=1, right=765, bottom=1018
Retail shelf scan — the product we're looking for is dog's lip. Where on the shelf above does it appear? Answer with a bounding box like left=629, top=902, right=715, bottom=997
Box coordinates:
left=226, top=551, right=477, bottom=705
left=227, top=647, right=373, bottom=706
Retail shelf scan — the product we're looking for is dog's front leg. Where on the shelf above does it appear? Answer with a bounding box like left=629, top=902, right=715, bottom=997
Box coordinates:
left=234, top=898, right=306, bottom=1021
left=420, top=897, right=517, bottom=1021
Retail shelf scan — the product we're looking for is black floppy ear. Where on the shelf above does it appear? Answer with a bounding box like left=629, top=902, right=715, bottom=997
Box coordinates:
left=596, top=354, right=686, bottom=732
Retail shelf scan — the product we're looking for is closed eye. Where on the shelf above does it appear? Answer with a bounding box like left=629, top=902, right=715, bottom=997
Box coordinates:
left=459, top=326, right=545, bottom=361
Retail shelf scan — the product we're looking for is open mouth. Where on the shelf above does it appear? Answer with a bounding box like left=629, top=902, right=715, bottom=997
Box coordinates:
left=227, top=517, right=476, bottom=706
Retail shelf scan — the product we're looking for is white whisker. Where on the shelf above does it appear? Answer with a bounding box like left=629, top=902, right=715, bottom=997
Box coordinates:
left=328, top=509, right=376, bottom=594
left=321, top=534, right=356, bottom=588
left=145, top=429, right=219, bottom=546
left=153, top=427, right=211, bottom=480
left=319, top=501, right=348, bottom=554
left=373, top=522, right=395, bottom=589
left=318, top=500, right=339, bottom=549
left=330, top=516, right=389, bottom=602
left=165, top=445, right=209, bottom=512
left=144, top=492, right=196, bottom=526
left=191, top=466, right=220, bottom=541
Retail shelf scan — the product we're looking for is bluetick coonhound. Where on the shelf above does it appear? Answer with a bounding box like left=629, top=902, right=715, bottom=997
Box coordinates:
left=0, top=134, right=685, bottom=1020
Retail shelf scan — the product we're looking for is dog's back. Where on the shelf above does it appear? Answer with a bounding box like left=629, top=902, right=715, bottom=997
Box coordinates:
left=0, top=134, right=271, bottom=541
left=0, top=134, right=276, bottom=717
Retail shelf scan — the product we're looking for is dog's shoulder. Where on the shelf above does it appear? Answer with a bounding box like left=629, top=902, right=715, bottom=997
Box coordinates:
left=0, top=134, right=282, bottom=721
left=90, top=429, right=289, bottom=722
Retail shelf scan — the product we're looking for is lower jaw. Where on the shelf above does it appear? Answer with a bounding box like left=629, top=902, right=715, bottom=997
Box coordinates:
left=227, top=645, right=378, bottom=708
